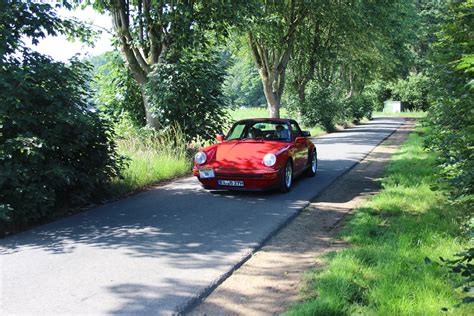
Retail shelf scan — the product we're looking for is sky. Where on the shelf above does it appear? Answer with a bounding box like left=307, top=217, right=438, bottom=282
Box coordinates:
left=31, top=6, right=113, bottom=62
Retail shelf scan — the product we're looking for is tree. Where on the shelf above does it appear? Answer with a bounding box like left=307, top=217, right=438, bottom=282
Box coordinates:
left=288, top=0, right=340, bottom=104
left=88, top=0, right=247, bottom=128
left=222, top=42, right=266, bottom=108
left=286, top=0, right=418, bottom=123
left=146, top=49, right=229, bottom=142
left=246, top=0, right=308, bottom=118
left=91, top=51, right=146, bottom=127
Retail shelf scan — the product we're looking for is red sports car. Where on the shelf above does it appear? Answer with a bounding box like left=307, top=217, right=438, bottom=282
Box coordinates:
left=192, top=118, right=317, bottom=192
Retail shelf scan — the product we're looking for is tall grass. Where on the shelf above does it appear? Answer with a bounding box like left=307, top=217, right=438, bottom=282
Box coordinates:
left=110, top=123, right=191, bottom=196
left=287, top=129, right=473, bottom=315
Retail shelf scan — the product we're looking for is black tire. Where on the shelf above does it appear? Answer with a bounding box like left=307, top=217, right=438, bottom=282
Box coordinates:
left=306, top=149, right=317, bottom=177
left=280, top=159, right=293, bottom=192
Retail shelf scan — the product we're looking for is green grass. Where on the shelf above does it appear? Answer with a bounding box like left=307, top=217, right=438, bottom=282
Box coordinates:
left=110, top=126, right=192, bottom=196
left=227, top=107, right=325, bottom=137
left=111, top=148, right=190, bottom=195
left=227, top=106, right=291, bottom=121
left=373, top=111, right=427, bottom=118
left=286, top=129, right=473, bottom=316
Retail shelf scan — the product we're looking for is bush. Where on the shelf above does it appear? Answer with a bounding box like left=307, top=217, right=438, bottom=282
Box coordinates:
left=389, top=72, right=431, bottom=111
left=146, top=51, right=229, bottom=142
left=364, top=79, right=392, bottom=111
left=0, top=54, right=124, bottom=230
left=425, top=1, right=473, bottom=205
left=347, top=94, right=374, bottom=123
left=299, top=83, right=345, bottom=132
left=425, top=1, right=473, bottom=308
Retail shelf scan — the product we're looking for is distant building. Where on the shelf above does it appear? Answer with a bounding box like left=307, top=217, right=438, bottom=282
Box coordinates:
left=383, top=100, right=402, bottom=113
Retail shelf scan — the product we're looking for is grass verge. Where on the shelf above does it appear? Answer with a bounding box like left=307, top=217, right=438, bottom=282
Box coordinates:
left=109, top=125, right=192, bottom=196
left=286, top=128, right=473, bottom=315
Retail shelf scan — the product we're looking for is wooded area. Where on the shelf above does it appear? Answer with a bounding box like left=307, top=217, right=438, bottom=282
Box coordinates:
left=0, top=0, right=472, bottom=308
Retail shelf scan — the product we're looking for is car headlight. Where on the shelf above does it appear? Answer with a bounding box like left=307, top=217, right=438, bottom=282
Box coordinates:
left=195, top=151, right=207, bottom=165
left=263, top=153, right=276, bottom=167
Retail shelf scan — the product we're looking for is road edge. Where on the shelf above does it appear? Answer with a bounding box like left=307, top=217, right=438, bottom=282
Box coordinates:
left=176, top=117, right=407, bottom=314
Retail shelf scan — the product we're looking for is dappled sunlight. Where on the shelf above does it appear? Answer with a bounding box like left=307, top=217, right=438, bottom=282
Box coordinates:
left=0, top=117, right=405, bottom=314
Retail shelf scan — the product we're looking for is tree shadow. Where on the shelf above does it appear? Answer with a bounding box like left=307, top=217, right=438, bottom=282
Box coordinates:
left=0, top=117, right=405, bottom=314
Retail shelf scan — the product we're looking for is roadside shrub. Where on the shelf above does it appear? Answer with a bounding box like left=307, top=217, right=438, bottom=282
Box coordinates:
left=364, top=79, right=392, bottom=111
left=425, top=0, right=473, bottom=205
left=0, top=54, right=124, bottom=230
left=425, top=0, right=473, bottom=308
left=347, top=94, right=373, bottom=123
left=146, top=51, right=229, bottom=142
left=389, top=72, right=431, bottom=111
left=299, top=82, right=345, bottom=131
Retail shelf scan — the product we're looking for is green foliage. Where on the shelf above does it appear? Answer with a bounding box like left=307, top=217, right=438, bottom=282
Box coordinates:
left=92, top=51, right=146, bottom=127
left=363, top=79, right=392, bottom=111
left=425, top=0, right=473, bottom=204
left=0, top=0, right=95, bottom=58
left=0, top=54, right=124, bottom=228
left=146, top=51, right=229, bottom=142
left=296, top=82, right=345, bottom=132
left=440, top=243, right=474, bottom=308
left=389, top=72, right=431, bottom=111
left=110, top=122, right=191, bottom=196
left=285, top=0, right=417, bottom=125
left=347, top=94, right=373, bottom=123
left=0, top=1, right=123, bottom=230
left=287, top=131, right=473, bottom=315
left=424, top=1, right=473, bottom=306
left=223, top=50, right=265, bottom=108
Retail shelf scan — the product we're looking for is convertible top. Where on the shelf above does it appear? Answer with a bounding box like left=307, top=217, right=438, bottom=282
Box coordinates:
left=236, top=118, right=295, bottom=124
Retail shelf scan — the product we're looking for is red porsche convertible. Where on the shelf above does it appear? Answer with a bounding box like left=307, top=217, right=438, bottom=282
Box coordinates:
left=192, top=118, right=317, bottom=192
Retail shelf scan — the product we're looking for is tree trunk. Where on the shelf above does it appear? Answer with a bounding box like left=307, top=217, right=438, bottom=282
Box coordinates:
left=141, top=86, right=159, bottom=129
left=262, top=78, right=281, bottom=118
left=110, top=0, right=160, bottom=129
left=297, top=84, right=306, bottom=104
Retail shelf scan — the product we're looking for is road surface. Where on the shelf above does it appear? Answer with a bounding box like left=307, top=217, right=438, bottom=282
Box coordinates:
left=0, top=117, right=404, bottom=315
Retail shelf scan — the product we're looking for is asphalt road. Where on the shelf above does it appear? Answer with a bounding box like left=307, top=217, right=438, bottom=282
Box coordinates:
left=0, top=117, right=404, bottom=315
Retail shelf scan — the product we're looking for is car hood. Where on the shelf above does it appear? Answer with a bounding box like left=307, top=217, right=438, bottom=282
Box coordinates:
left=208, top=141, right=289, bottom=169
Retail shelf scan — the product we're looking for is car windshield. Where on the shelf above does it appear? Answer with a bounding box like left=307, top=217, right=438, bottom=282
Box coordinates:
left=226, top=120, right=291, bottom=141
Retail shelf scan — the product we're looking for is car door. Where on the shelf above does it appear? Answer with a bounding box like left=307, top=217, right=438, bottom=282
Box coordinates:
left=290, top=121, right=308, bottom=173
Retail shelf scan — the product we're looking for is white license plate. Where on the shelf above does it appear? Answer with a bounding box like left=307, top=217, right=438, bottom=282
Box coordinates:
left=199, top=168, right=215, bottom=179
left=217, top=180, right=244, bottom=187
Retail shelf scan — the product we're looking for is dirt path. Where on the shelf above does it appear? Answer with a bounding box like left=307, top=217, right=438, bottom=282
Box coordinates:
left=189, top=119, right=415, bottom=316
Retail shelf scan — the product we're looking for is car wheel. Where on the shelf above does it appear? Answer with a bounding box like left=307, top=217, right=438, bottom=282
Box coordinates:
left=280, top=159, right=293, bottom=192
left=306, top=149, right=317, bottom=177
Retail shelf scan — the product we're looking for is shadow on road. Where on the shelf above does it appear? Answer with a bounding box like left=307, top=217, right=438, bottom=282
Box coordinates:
left=0, top=117, right=404, bottom=314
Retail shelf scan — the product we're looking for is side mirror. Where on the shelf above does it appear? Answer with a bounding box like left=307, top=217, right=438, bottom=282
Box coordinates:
left=302, top=131, right=311, bottom=137
left=295, top=136, right=306, bottom=143
left=216, top=134, right=225, bottom=143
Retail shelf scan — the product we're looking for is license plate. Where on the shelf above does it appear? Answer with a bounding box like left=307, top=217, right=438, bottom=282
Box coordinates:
left=217, top=180, right=244, bottom=187
left=199, top=168, right=215, bottom=179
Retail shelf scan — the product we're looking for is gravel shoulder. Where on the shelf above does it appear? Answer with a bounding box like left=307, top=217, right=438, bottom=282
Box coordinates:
left=189, top=119, right=415, bottom=316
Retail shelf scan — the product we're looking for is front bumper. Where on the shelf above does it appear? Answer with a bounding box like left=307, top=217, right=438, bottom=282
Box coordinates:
left=193, top=166, right=281, bottom=190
